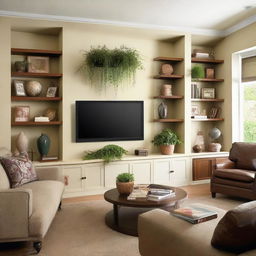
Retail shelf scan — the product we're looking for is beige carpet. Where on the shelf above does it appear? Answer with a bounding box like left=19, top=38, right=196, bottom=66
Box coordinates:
left=0, top=195, right=248, bottom=256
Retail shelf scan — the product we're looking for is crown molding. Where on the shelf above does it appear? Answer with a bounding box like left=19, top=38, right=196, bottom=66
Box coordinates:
left=0, top=9, right=255, bottom=37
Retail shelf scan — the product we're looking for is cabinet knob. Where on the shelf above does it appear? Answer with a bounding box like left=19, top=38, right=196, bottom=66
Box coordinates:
left=169, top=170, right=174, bottom=173
left=81, top=176, right=87, bottom=180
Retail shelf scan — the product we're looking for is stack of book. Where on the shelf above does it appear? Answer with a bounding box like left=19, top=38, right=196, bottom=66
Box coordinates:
left=191, top=84, right=201, bottom=98
left=171, top=205, right=218, bottom=224
left=34, top=116, right=50, bottom=122
left=147, top=188, right=175, bottom=201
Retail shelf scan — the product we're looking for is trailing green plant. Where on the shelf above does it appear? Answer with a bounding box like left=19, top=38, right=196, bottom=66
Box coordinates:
left=152, top=129, right=182, bottom=146
left=191, top=65, right=204, bottom=79
left=116, top=172, right=134, bottom=183
left=80, top=46, right=143, bottom=90
left=83, top=144, right=128, bottom=163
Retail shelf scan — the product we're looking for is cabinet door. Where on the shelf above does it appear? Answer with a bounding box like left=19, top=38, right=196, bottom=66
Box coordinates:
left=153, top=159, right=172, bottom=185
left=62, top=165, right=84, bottom=193
left=104, top=163, right=130, bottom=188
left=193, top=158, right=214, bottom=180
left=170, top=158, right=189, bottom=186
left=131, top=161, right=152, bottom=184
left=84, top=163, right=104, bottom=190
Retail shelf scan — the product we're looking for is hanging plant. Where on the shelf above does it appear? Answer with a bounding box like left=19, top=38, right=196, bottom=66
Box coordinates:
left=80, top=46, right=143, bottom=90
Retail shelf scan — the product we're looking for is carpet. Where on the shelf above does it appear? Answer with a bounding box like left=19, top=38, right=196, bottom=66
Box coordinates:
left=0, top=195, right=247, bottom=256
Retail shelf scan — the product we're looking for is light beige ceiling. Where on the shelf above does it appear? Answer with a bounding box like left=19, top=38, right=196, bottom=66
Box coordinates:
left=0, top=0, right=256, bottom=36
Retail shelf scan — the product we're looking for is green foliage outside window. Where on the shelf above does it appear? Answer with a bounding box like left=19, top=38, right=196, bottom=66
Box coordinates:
left=244, top=87, right=256, bottom=101
left=244, top=120, right=256, bottom=142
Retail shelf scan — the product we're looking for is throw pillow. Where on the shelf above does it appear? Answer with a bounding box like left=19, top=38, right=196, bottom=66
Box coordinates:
left=211, top=201, right=256, bottom=253
left=0, top=153, right=37, bottom=188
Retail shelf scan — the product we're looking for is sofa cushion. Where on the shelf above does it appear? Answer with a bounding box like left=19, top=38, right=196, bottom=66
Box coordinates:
left=211, top=201, right=256, bottom=253
left=21, top=180, right=64, bottom=238
left=214, top=169, right=255, bottom=182
left=229, top=142, right=256, bottom=170
left=0, top=153, right=37, bottom=188
left=0, top=147, right=12, bottom=190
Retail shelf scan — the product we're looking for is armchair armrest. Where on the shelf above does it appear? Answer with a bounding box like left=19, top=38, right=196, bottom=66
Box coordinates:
left=0, top=188, right=32, bottom=240
left=215, top=159, right=235, bottom=170
left=35, top=166, right=64, bottom=183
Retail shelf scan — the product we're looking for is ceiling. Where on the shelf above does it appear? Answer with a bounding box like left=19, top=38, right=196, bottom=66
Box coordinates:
left=0, top=0, right=256, bottom=36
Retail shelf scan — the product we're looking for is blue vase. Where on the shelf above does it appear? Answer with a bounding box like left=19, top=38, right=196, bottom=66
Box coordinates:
left=37, top=134, right=50, bottom=157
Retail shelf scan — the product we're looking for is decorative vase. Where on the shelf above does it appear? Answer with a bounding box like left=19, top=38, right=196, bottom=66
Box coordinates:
left=161, top=84, right=172, bottom=96
left=16, top=132, right=28, bottom=153
left=37, top=134, right=50, bottom=157
left=14, top=61, right=27, bottom=72
left=208, top=143, right=222, bottom=152
left=160, top=64, right=173, bottom=75
left=192, top=144, right=203, bottom=153
left=116, top=181, right=134, bottom=195
left=160, top=145, right=175, bottom=155
left=26, top=81, right=42, bottom=96
left=44, top=108, right=57, bottom=121
left=158, top=102, right=167, bottom=119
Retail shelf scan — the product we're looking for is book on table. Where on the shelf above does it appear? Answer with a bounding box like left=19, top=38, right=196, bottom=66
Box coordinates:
left=171, top=205, right=218, bottom=224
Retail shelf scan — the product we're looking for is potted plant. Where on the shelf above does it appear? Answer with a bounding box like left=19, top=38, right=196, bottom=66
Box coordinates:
left=191, top=65, right=204, bottom=79
left=116, top=173, right=134, bottom=195
left=152, top=129, right=181, bottom=155
left=83, top=144, right=127, bottom=163
left=80, top=45, right=143, bottom=90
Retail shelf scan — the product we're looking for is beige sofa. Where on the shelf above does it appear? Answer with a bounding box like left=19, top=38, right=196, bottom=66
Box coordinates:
left=0, top=163, right=64, bottom=253
left=138, top=207, right=256, bottom=256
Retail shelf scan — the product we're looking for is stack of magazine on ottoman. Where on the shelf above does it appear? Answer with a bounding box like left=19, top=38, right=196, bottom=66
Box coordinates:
left=171, top=205, right=218, bottom=224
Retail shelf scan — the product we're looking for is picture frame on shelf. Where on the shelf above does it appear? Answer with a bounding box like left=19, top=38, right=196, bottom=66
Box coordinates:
left=14, top=106, right=30, bottom=122
left=202, top=88, right=215, bottom=99
left=13, top=80, right=26, bottom=96
left=206, top=68, right=215, bottom=79
left=27, top=56, right=49, bottom=73
left=191, top=105, right=199, bottom=117
left=46, top=87, right=57, bottom=97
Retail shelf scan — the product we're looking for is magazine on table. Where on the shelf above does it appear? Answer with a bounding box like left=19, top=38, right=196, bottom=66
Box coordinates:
left=171, top=205, right=218, bottom=224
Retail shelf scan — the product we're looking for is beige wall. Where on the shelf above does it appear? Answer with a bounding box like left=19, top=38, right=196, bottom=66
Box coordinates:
left=214, top=22, right=256, bottom=149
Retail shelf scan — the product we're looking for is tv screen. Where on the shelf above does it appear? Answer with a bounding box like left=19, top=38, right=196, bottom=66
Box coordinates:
left=76, top=101, right=144, bottom=142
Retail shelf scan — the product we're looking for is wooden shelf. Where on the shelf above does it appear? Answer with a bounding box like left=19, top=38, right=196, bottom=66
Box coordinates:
left=11, top=48, right=62, bottom=56
left=11, top=121, right=62, bottom=126
left=191, top=58, right=224, bottom=64
left=154, top=57, right=184, bottom=62
left=153, top=74, right=184, bottom=79
left=191, top=118, right=224, bottom=122
left=192, top=78, right=224, bottom=82
left=154, top=95, right=184, bottom=99
left=11, top=72, right=62, bottom=78
left=11, top=96, right=62, bottom=101
left=154, top=119, right=184, bottom=123
left=191, top=98, right=224, bottom=102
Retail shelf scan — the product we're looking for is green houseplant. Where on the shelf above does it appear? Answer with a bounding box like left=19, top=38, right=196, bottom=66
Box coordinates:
left=191, top=65, right=204, bottom=79
left=80, top=46, right=143, bottom=90
left=83, top=144, right=127, bottom=163
left=116, top=173, right=134, bottom=195
left=152, top=129, right=181, bottom=155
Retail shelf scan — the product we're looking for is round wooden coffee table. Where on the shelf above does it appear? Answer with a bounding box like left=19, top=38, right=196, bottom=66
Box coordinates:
left=104, top=185, right=187, bottom=236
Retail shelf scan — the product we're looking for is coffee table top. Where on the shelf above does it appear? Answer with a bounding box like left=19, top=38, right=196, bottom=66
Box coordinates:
left=104, top=184, right=187, bottom=208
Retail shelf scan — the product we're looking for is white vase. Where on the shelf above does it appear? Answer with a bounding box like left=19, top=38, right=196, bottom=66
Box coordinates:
left=16, top=132, right=28, bottom=153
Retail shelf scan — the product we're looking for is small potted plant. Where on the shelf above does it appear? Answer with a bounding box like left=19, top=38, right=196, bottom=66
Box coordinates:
left=191, top=65, right=204, bottom=79
left=152, top=129, right=181, bottom=155
left=116, top=173, right=134, bottom=195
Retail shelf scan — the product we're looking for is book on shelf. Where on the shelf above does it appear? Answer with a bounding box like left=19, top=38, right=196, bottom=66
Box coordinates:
left=191, top=84, right=201, bottom=99
left=171, top=205, right=218, bottom=224
left=191, top=115, right=207, bottom=119
left=34, top=116, right=50, bottom=122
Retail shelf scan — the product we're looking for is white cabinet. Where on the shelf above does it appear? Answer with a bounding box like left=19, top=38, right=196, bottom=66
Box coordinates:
left=104, top=162, right=129, bottom=188
left=153, top=159, right=172, bottom=185
left=153, top=157, right=189, bottom=187
left=170, top=157, right=189, bottom=186
left=83, top=163, right=104, bottom=190
left=130, top=161, right=152, bottom=184
left=62, top=165, right=84, bottom=193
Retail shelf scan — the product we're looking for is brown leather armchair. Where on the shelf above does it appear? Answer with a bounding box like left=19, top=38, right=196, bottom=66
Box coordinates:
left=211, top=142, right=256, bottom=200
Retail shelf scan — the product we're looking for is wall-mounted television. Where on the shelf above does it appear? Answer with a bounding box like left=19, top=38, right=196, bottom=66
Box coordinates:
left=76, top=101, right=144, bottom=142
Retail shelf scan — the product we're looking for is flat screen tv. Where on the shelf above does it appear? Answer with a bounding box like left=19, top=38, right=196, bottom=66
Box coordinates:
left=76, top=101, right=144, bottom=142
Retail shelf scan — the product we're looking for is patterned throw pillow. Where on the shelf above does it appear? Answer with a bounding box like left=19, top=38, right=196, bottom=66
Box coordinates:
left=0, top=153, right=37, bottom=188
